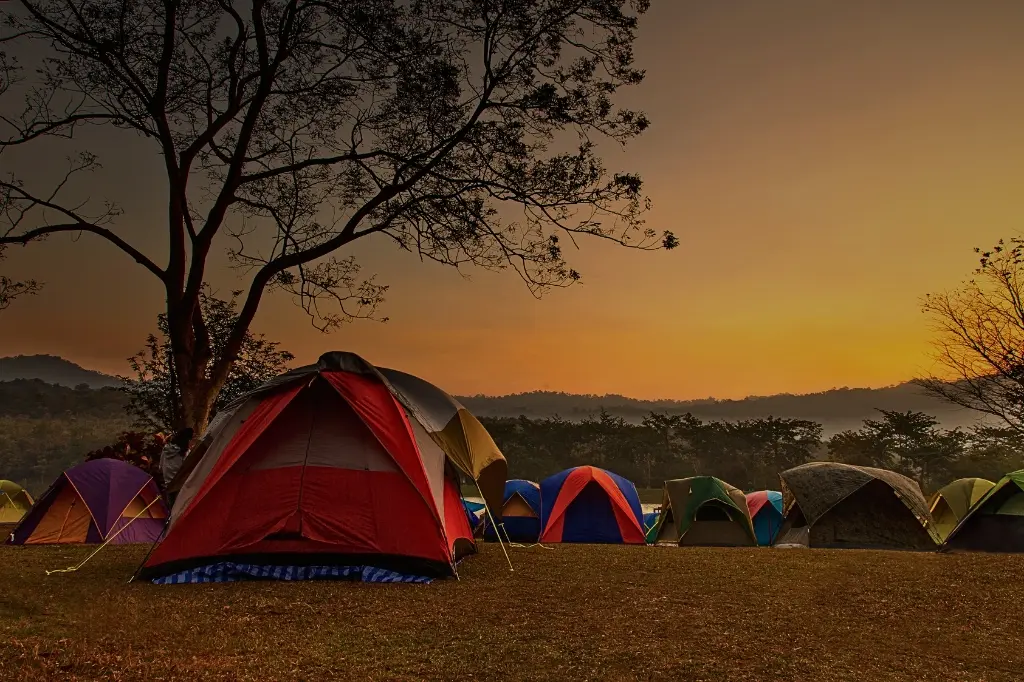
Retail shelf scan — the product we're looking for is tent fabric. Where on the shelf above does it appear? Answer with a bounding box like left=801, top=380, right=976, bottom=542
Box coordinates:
left=0, top=480, right=33, bottom=524
left=943, top=470, right=1024, bottom=553
left=642, top=511, right=660, bottom=542
left=650, top=477, right=756, bottom=547
left=747, top=490, right=784, bottom=546
left=928, top=478, right=995, bottom=542
left=139, top=358, right=490, bottom=583
left=484, top=479, right=542, bottom=543
left=776, top=462, right=938, bottom=550
left=167, top=351, right=508, bottom=516
left=462, top=500, right=486, bottom=535
left=442, top=471, right=476, bottom=559
left=377, top=367, right=507, bottom=517
left=8, top=459, right=166, bottom=545
left=779, top=462, right=933, bottom=528
left=998, top=494, right=1024, bottom=516
left=539, top=467, right=645, bottom=544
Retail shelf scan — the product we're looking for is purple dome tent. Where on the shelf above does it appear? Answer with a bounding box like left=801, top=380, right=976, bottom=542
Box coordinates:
left=8, top=459, right=167, bottom=545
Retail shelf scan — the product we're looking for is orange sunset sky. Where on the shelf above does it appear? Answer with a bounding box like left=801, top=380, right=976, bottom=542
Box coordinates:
left=2, top=0, right=1024, bottom=400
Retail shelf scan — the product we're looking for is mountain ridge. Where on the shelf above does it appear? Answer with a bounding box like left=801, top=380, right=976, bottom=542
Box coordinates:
left=0, top=354, right=121, bottom=388
left=0, top=354, right=983, bottom=435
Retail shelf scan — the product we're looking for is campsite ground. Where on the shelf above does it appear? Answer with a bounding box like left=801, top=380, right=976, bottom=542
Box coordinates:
left=1, top=543, right=1019, bottom=681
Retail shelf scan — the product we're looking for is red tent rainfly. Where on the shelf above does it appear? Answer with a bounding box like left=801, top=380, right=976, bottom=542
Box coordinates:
left=139, top=351, right=507, bottom=584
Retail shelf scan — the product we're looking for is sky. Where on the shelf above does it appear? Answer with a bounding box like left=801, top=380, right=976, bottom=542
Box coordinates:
left=3, top=0, right=1024, bottom=400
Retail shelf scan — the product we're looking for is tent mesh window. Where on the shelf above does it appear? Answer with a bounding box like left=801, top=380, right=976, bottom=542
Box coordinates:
left=694, top=502, right=734, bottom=522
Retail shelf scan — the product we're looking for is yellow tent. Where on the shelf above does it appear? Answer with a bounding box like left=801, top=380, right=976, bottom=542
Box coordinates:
left=928, top=478, right=994, bottom=542
left=0, top=480, right=34, bottom=524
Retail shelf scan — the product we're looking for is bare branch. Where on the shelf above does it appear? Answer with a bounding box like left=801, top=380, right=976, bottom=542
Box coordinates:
left=917, top=238, right=1024, bottom=434
left=0, top=244, right=41, bottom=311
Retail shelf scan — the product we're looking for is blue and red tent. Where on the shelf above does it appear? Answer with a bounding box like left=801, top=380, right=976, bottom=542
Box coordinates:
left=746, top=490, right=784, bottom=546
left=485, top=479, right=542, bottom=543
left=538, top=466, right=645, bottom=544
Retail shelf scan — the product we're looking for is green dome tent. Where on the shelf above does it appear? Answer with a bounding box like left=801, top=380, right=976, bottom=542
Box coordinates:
left=943, top=471, right=1024, bottom=553
left=0, top=480, right=33, bottom=525
left=648, top=476, right=756, bottom=546
left=927, top=478, right=994, bottom=542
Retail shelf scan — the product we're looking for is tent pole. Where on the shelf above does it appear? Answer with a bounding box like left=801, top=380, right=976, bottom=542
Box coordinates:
left=474, top=480, right=513, bottom=572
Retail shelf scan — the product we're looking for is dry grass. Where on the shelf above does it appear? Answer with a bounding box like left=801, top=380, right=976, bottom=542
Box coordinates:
left=1, top=543, right=1022, bottom=681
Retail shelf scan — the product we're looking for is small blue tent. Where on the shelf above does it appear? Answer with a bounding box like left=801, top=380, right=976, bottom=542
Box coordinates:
left=746, top=490, right=784, bottom=546
left=485, top=479, right=542, bottom=543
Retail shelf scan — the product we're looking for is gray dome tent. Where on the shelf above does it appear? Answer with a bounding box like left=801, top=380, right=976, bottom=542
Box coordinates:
left=775, top=462, right=939, bottom=550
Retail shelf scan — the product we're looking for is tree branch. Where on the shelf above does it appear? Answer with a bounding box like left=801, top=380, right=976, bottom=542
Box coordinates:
left=0, top=222, right=163, bottom=278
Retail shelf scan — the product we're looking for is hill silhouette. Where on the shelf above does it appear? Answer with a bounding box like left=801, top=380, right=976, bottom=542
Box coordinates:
left=0, top=355, right=120, bottom=389
left=456, top=384, right=983, bottom=435
left=0, top=354, right=983, bottom=435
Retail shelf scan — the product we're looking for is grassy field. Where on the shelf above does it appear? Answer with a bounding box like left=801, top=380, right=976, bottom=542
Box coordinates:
left=2, top=544, right=1023, bottom=681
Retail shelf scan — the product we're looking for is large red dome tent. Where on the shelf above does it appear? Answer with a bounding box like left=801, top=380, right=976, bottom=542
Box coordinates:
left=137, top=352, right=507, bottom=584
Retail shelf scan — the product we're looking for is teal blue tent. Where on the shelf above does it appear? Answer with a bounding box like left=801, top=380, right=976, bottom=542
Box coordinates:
left=746, top=490, right=783, bottom=546
left=642, top=511, right=659, bottom=536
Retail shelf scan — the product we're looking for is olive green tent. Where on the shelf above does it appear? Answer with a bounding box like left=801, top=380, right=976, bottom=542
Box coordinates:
left=943, top=470, right=1024, bottom=553
left=775, top=462, right=938, bottom=550
left=927, top=478, right=994, bottom=542
left=649, top=476, right=756, bottom=546
left=0, top=480, right=34, bottom=524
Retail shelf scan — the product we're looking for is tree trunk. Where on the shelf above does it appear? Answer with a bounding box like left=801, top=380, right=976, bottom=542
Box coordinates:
left=162, top=282, right=241, bottom=437
left=167, top=311, right=222, bottom=436
left=178, top=380, right=217, bottom=437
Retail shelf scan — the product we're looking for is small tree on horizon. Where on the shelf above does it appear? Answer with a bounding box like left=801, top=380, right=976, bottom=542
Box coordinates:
left=121, top=287, right=294, bottom=433
left=0, top=0, right=675, bottom=435
left=735, top=416, right=823, bottom=487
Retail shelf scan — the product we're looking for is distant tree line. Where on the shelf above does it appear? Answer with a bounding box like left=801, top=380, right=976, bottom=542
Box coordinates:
left=2, top=376, right=1024, bottom=495
left=0, top=381, right=130, bottom=492
left=481, top=409, right=1024, bottom=493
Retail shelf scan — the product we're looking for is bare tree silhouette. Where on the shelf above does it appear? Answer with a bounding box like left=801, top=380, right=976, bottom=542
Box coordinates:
left=0, top=0, right=675, bottom=432
left=917, top=238, right=1024, bottom=434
